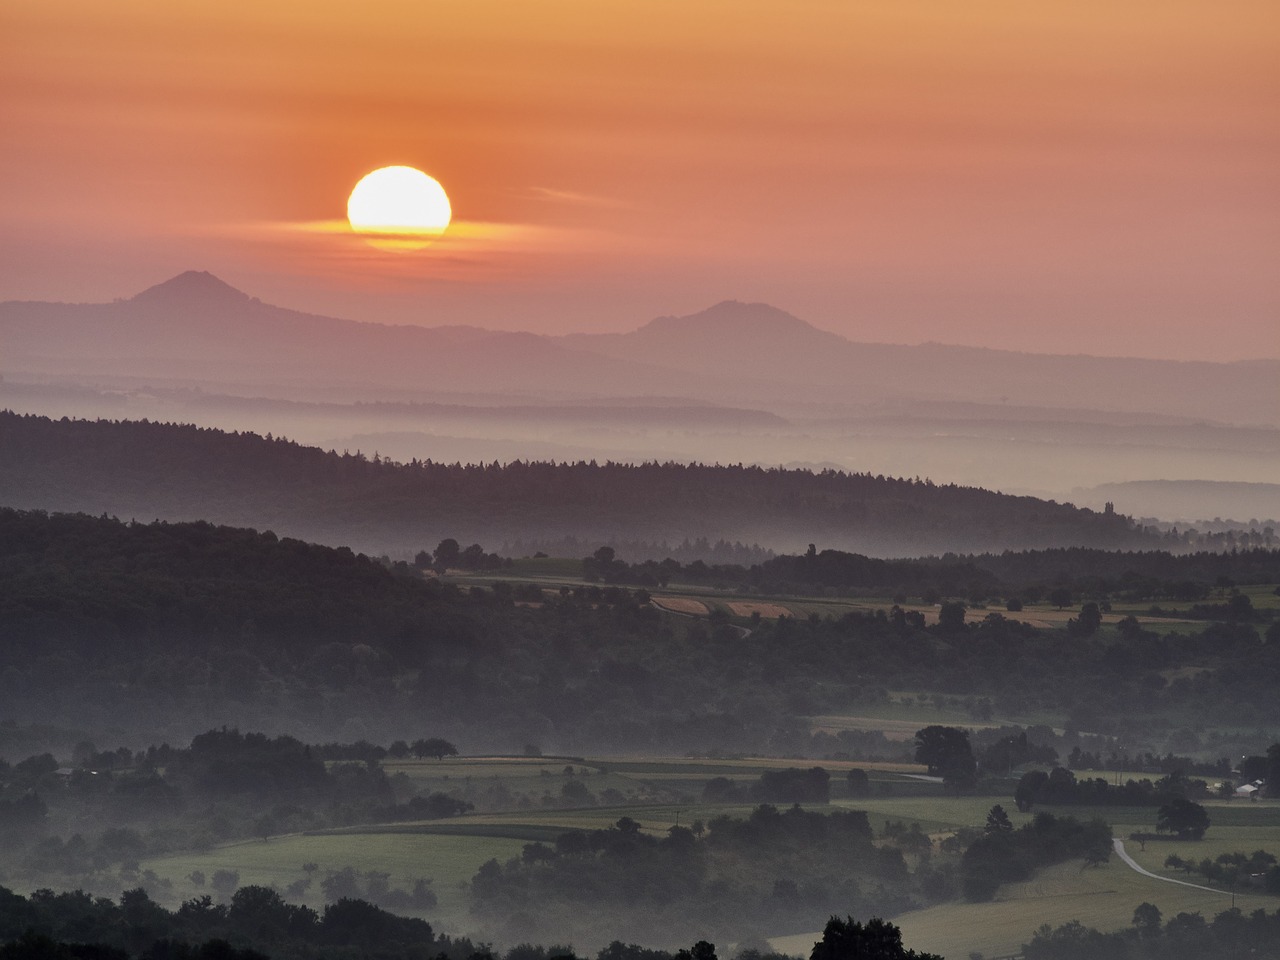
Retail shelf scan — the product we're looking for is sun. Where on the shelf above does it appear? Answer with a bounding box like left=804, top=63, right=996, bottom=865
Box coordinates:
left=347, top=166, right=452, bottom=250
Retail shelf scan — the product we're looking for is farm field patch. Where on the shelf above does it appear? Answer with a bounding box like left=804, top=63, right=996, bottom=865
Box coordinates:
left=650, top=596, right=709, bottom=615
left=725, top=601, right=792, bottom=618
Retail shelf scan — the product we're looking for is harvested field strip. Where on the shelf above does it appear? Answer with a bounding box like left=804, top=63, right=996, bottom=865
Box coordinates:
left=595, top=757, right=926, bottom=776
left=652, top=596, right=709, bottom=615
left=808, top=714, right=1004, bottom=739
left=310, top=822, right=568, bottom=842
left=726, top=601, right=792, bottom=618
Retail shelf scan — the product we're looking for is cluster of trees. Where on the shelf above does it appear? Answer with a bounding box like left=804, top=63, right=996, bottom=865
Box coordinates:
left=909, top=726, right=1060, bottom=788
left=0, top=884, right=482, bottom=960
left=1162, top=850, right=1280, bottom=891
left=960, top=810, right=1112, bottom=901
left=810, top=915, right=941, bottom=960
left=414, top=539, right=509, bottom=573
left=0, top=728, right=472, bottom=892
left=1022, top=903, right=1280, bottom=960
left=1063, top=747, right=1231, bottom=778
left=467, top=806, right=927, bottom=946
left=507, top=536, right=775, bottom=567
left=1013, top=768, right=1214, bottom=814
left=574, top=541, right=1280, bottom=607
left=309, top=737, right=457, bottom=762
left=0, top=883, right=949, bottom=960
left=912, top=726, right=977, bottom=786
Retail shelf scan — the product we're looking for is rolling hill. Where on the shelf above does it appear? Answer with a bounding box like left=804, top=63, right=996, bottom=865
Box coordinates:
left=0, top=411, right=1159, bottom=557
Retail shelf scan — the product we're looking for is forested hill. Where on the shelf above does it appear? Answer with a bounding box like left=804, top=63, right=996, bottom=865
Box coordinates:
left=0, top=507, right=459, bottom=649
left=0, top=411, right=1159, bottom=556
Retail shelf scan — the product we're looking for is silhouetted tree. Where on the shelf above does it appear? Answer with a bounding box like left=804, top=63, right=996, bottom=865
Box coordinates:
left=985, top=805, right=1013, bottom=834
left=410, top=738, right=458, bottom=760
left=1157, top=798, right=1210, bottom=839
left=809, top=915, right=942, bottom=960
left=914, top=726, right=975, bottom=780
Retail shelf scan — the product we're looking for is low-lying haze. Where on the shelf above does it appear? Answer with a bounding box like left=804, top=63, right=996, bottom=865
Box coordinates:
left=2, top=272, right=1276, bottom=524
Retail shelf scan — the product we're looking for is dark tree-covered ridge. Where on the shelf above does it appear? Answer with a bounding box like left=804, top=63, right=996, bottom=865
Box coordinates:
left=0, top=507, right=457, bottom=650
left=2, top=507, right=1277, bottom=752
left=0, top=411, right=1155, bottom=556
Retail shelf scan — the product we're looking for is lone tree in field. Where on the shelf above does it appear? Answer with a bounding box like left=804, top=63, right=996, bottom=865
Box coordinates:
left=411, top=738, right=459, bottom=761
left=1156, top=797, right=1210, bottom=840
left=433, top=538, right=461, bottom=570
left=937, top=601, right=967, bottom=632
left=985, top=804, right=1014, bottom=834
left=914, top=725, right=976, bottom=780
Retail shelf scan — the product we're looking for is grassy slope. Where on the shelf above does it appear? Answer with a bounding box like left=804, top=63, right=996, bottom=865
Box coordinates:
left=142, top=790, right=1280, bottom=957
left=774, top=799, right=1280, bottom=958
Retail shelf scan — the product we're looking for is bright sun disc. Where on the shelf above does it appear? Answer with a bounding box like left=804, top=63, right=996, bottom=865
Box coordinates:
left=347, top=165, right=452, bottom=250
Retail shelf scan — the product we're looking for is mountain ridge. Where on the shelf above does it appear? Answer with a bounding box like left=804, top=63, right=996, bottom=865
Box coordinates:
left=2, top=271, right=1276, bottom=424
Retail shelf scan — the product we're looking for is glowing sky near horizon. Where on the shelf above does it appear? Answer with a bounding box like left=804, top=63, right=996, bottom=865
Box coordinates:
left=1, top=0, right=1277, bottom=360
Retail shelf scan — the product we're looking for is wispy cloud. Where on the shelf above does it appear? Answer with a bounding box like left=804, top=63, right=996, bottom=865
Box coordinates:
left=193, top=216, right=629, bottom=286
left=526, top=186, right=632, bottom=209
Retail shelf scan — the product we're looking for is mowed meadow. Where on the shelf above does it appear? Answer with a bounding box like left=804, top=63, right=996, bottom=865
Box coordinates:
left=136, top=755, right=1280, bottom=957
left=140, top=755, right=927, bottom=936
left=852, top=800, right=1280, bottom=958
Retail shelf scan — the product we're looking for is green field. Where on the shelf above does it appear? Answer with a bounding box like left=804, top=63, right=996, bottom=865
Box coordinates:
left=140, top=745, right=1280, bottom=959
left=777, top=798, right=1280, bottom=959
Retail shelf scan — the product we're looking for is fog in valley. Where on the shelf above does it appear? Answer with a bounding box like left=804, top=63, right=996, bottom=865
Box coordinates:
left=6, top=2, right=1280, bottom=956
left=2, top=278, right=1279, bottom=960
left=3, top=273, right=1277, bottom=543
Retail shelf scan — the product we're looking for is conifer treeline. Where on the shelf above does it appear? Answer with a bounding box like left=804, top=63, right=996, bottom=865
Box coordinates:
left=0, top=412, right=1154, bottom=556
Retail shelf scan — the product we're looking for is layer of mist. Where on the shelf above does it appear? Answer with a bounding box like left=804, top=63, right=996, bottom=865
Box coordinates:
left=3, top=272, right=1277, bottom=522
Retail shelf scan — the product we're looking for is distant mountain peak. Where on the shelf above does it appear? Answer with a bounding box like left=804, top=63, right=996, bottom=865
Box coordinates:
left=687, top=300, right=807, bottom=324
left=701, top=299, right=800, bottom=318
left=131, top=270, right=253, bottom=307
left=636, top=300, right=837, bottom=342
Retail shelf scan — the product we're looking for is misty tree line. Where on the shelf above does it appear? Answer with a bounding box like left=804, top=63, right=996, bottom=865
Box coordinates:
left=504, top=536, right=776, bottom=567
left=576, top=542, right=1280, bottom=609
left=0, top=728, right=476, bottom=896
left=0, top=883, right=946, bottom=960
left=3, top=508, right=1279, bottom=761
left=466, top=805, right=945, bottom=947
left=1022, top=904, right=1280, bottom=960
left=1160, top=850, right=1280, bottom=893
left=0, top=411, right=1163, bottom=554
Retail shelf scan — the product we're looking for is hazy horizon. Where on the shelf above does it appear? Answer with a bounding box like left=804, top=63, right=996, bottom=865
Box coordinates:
left=3, top=6, right=1280, bottom=957
left=10, top=269, right=1280, bottom=365
left=5, top=1, right=1279, bottom=362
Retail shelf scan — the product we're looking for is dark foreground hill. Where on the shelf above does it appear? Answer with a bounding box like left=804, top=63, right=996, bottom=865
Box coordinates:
left=0, top=412, right=1159, bottom=557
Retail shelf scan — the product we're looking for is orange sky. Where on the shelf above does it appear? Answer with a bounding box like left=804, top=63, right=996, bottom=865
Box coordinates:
left=2, top=0, right=1277, bottom=359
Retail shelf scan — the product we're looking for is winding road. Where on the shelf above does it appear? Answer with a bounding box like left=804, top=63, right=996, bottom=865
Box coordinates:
left=1112, top=839, right=1231, bottom=895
